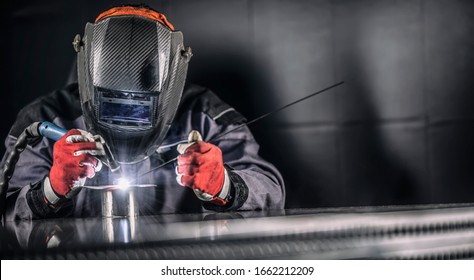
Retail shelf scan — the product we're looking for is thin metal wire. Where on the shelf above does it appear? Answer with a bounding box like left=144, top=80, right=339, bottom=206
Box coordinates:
left=131, top=81, right=345, bottom=181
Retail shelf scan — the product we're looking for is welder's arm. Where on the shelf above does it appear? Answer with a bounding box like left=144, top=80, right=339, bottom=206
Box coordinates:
left=177, top=120, right=285, bottom=211
left=1, top=129, right=103, bottom=220
left=209, top=124, right=285, bottom=211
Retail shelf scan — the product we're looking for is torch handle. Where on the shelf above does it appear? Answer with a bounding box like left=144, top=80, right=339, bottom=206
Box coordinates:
left=38, top=121, right=68, bottom=141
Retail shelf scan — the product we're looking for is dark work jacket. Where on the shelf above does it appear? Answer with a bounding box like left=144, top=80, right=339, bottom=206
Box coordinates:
left=1, top=83, right=285, bottom=221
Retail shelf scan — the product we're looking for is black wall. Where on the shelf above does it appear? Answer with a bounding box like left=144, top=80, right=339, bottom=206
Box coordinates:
left=3, top=0, right=474, bottom=208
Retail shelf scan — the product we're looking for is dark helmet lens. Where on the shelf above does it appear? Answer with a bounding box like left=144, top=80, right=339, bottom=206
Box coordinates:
left=97, top=87, right=155, bottom=127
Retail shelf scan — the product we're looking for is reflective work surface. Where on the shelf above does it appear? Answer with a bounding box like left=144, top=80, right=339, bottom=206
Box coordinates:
left=1, top=203, right=474, bottom=259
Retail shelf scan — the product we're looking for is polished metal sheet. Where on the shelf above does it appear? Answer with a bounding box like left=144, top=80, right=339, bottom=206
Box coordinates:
left=1, top=203, right=474, bottom=259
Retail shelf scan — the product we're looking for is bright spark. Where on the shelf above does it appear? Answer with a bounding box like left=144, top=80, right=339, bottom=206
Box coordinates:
left=117, top=177, right=131, bottom=190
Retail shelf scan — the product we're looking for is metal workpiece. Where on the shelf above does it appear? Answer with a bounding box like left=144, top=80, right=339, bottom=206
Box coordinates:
left=2, top=203, right=474, bottom=260
left=101, top=188, right=139, bottom=218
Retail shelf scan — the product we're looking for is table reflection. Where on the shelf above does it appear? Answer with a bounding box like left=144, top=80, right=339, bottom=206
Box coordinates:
left=1, top=204, right=474, bottom=259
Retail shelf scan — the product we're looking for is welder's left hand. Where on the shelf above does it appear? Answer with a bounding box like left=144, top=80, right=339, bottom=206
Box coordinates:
left=176, top=141, right=225, bottom=196
left=176, top=131, right=228, bottom=204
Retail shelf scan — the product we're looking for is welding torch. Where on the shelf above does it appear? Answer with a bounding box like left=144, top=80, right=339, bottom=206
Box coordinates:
left=0, top=121, right=123, bottom=218
left=38, top=121, right=121, bottom=173
left=0, top=121, right=121, bottom=217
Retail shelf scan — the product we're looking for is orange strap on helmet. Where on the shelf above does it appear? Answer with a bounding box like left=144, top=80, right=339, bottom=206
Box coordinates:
left=95, top=6, right=175, bottom=31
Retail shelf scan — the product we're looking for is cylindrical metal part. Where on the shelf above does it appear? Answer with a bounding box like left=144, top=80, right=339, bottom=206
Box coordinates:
left=101, top=189, right=138, bottom=218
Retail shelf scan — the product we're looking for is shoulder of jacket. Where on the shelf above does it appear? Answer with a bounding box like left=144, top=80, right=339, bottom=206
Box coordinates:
left=9, top=83, right=82, bottom=137
left=179, top=83, right=246, bottom=125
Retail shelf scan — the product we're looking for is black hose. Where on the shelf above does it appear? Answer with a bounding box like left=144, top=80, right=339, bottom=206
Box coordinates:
left=0, top=122, right=42, bottom=218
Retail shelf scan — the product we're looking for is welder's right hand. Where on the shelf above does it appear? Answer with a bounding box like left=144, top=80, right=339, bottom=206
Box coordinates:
left=48, top=129, right=105, bottom=198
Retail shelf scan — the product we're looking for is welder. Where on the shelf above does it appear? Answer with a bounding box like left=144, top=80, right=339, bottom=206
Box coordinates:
left=0, top=5, right=284, bottom=220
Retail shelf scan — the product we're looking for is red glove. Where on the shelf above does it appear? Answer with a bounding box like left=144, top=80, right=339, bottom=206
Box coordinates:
left=176, top=141, right=225, bottom=198
left=49, top=129, right=103, bottom=197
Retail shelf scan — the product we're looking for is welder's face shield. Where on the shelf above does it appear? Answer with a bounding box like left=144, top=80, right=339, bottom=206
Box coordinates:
left=75, top=15, right=192, bottom=163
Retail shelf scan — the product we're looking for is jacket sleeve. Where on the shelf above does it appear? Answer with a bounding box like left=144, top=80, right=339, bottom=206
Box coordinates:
left=1, top=134, right=73, bottom=221
left=205, top=122, right=286, bottom=211
left=1, top=84, right=81, bottom=221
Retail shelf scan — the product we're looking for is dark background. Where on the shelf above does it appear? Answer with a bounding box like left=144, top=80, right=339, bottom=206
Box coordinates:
left=2, top=0, right=474, bottom=208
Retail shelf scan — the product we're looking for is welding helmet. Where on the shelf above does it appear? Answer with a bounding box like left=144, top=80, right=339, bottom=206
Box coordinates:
left=74, top=5, right=192, bottom=163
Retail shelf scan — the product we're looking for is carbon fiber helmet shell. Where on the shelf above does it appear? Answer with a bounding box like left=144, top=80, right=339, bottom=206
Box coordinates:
left=76, top=11, right=192, bottom=164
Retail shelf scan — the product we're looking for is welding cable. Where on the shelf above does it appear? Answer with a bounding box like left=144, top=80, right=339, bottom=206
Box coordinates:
left=0, top=122, right=42, bottom=218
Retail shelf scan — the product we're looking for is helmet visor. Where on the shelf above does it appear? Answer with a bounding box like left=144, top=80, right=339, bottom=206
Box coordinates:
left=97, top=87, right=155, bottom=128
